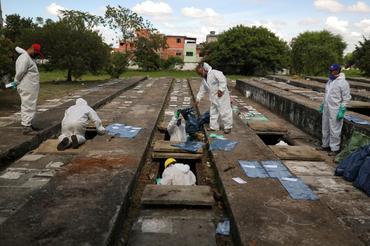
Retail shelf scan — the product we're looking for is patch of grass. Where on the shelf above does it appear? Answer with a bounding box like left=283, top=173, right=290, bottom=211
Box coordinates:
left=40, top=70, right=110, bottom=83
left=226, top=75, right=251, bottom=80
left=121, top=70, right=198, bottom=78
left=343, top=69, right=364, bottom=78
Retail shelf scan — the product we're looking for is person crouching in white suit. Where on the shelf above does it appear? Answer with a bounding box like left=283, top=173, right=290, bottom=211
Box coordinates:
left=160, top=158, right=196, bottom=186
left=57, top=98, right=105, bottom=151
left=195, top=62, right=233, bottom=134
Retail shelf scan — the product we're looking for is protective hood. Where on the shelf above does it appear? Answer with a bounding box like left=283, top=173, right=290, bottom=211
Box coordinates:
left=15, top=47, right=27, bottom=54
left=203, top=62, right=212, bottom=71
left=76, top=98, right=88, bottom=106
left=174, top=163, right=190, bottom=173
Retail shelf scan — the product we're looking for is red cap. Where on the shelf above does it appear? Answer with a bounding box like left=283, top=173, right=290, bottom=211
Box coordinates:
left=32, top=43, right=44, bottom=59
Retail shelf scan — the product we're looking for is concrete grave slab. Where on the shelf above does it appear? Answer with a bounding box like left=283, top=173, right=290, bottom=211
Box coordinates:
left=269, top=146, right=324, bottom=161
left=141, top=185, right=213, bottom=206
left=153, top=140, right=203, bottom=154
left=34, top=139, right=85, bottom=154
left=19, top=154, right=45, bottom=162
left=248, top=121, right=287, bottom=133
left=283, top=161, right=334, bottom=176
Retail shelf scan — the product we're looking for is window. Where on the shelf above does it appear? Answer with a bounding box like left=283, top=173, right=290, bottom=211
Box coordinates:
left=176, top=38, right=181, bottom=43
left=120, top=42, right=124, bottom=46
left=176, top=52, right=182, bottom=56
left=186, top=52, right=194, bottom=56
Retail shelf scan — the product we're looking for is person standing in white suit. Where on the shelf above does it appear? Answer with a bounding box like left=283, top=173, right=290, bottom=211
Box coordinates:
left=14, top=44, right=43, bottom=134
left=195, top=62, right=233, bottom=134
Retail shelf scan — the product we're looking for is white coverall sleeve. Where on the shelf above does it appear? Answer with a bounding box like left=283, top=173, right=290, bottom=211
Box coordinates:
left=196, top=79, right=209, bottom=102
left=215, top=71, right=227, bottom=92
left=341, top=82, right=351, bottom=107
left=14, top=55, right=29, bottom=84
left=167, top=115, right=177, bottom=136
left=87, top=107, right=105, bottom=134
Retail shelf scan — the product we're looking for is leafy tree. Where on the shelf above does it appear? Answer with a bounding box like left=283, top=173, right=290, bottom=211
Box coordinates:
left=351, top=37, right=370, bottom=76
left=2, top=14, right=37, bottom=42
left=42, top=15, right=110, bottom=81
left=106, top=52, right=129, bottom=78
left=0, top=37, right=15, bottom=79
left=134, top=33, right=167, bottom=71
left=290, top=30, right=346, bottom=75
left=201, top=25, right=290, bottom=75
left=161, top=56, right=184, bottom=70
left=104, top=5, right=152, bottom=52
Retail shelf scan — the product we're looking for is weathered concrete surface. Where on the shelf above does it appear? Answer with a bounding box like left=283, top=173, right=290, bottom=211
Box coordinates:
left=0, top=77, right=147, bottom=167
left=189, top=78, right=364, bottom=245
left=347, top=77, right=370, bottom=83
left=129, top=209, right=216, bottom=246
left=268, top=75, right=370, bottom=102
left=236, top=78, right=370, bottom=147
left=305, top=75, right=370, bottom=91
left=141, top=185, right=213, bottom=206
left=0, top=78, right=172, bottom=245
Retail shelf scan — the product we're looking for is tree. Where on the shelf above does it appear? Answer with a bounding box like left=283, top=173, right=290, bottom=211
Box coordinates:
left=351, top=37, right=370, bottom=76
left=106, top=52, right=129, bottom=78
left=161, top=56, right=184, bottom=70
left=201, top=25, right=290, bottom=75
left=42, top=15, right=110, bottom=81
left=2, top=14, right=37, bottom=42
left=0, top=36, right=15, bottom=79
left=290, top=30, right=346, bottom=75
left=134, top=33, right=167, bottom=71
left=104, top=5, right=151, bottom=52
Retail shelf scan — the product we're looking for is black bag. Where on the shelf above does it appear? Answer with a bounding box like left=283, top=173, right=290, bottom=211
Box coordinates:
left=180, top=107, right=210, bottom=135
left=335, top=145, right=370, bottom=182
left=353, top=157, right=370, bottom=196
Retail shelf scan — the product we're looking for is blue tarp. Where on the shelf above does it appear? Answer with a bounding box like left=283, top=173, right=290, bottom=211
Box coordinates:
left=261, top=160, right=293, bottom=178
left=345, top=115, right=370, bottom=126
left=106, top=123, right=142, bottom=139
left=353, top=157, right=370, bottom=196
left=279, top=177, right=319, bottom=200
left=239, top=160, right=269, bottom=178
left=210, top=139, right=238, bottom=151
left=172, top=141, right=205, bottom=153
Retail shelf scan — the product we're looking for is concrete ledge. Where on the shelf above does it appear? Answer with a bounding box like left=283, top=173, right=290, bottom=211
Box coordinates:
left=236, top=79, right=370, bottom=146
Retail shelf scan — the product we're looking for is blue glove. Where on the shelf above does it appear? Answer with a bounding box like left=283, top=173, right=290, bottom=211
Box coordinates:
left=11, top=81, right=17, bottom=90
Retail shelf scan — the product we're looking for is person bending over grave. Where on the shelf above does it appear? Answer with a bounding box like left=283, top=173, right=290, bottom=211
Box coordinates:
left=57, top=98, right=105, bottom=151
left=167, top=110, right=187, bottom=142
left=159, top=158, right=196, bottom=186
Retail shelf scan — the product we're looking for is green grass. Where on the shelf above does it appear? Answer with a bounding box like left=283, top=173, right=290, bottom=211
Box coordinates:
left=121, top=70, right=198, bottom=78
left=343, top=69, right=364, bottom=78
left=40, top=70, right=110, bottom=83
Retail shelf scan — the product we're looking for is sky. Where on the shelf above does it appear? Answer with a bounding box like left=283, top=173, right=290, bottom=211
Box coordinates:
left=1, top=0, right=370, bottom=52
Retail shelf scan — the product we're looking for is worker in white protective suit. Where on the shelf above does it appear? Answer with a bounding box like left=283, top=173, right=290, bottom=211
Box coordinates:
left=160, top=158, right=196, bottom=186
left=318, top=64, right=351, bottom=156
left=195, top=62, right=233, bottom=134
left=167, top=110, right=187, bottom=142
left=14, top=44, right=43, bottom=134
left=57, top=98, right=105, bottom=151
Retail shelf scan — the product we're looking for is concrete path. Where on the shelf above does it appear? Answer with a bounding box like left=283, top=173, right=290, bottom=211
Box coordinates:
left=188, top=78, right=364, bottom=246
left=0, top=78, right=172, bottom=245
left=0, top=77, right=146, bottom=166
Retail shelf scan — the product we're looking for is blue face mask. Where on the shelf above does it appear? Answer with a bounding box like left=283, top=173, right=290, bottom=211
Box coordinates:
left=329, top=74, right=338, bottom=81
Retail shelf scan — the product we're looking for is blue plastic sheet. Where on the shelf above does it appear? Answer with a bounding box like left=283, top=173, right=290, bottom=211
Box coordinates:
left=345, top=115, right=370, bottom=126
left=279, top=177, right=319, bottom=200
left=261, top=160, right=293, bottom=178
left=172, top=141, right=205, bottom=153
left=210, top=139, right=238, bottom=151
left=239, top=160, right=269, bottom=178
left=106, top=123, right=142, bottom=139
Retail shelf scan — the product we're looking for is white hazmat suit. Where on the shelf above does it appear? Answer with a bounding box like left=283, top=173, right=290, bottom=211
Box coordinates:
left=167, top=115, right=187, bottom=142
left=160, top=163, right=196, bottom=186
left=322, top=73, right=351, bottom=151
left=58, top=98, right=105, bottom=145
left=196, top=63, right=233, bottom=130
left=15, top=47, right=40, bottom=127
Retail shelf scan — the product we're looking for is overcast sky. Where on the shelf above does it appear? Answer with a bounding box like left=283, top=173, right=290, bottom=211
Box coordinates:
left=2, top=0, right=370, bottom=52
